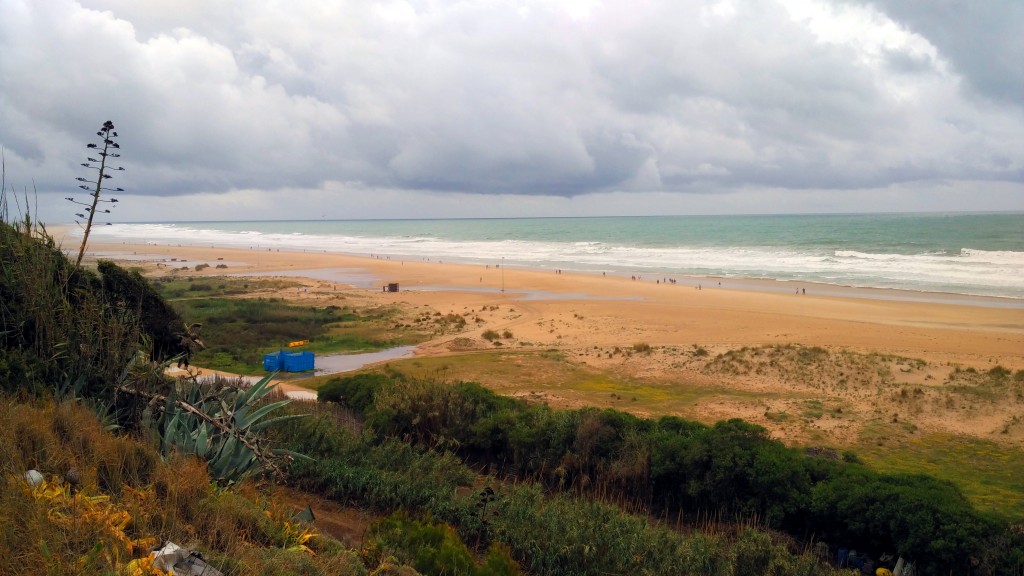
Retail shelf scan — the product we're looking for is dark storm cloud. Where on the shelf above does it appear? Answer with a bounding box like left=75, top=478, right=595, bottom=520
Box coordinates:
left=0, top=0, right=1020, bottom=217
left=857, top=0, right=1024, bottom=105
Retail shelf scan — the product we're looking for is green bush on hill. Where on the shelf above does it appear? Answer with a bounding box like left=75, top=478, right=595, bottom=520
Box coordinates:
left=368, top=513, right=521, bottom=576
left=318, top=371, right=1024, bottom=575
left=318, top=372, right=392, bottom=412
left=282, top=401, right=845, bottom=576
left=0, top=219, right=140, bottom=397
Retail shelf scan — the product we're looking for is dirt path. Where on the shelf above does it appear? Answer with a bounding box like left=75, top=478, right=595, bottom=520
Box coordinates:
left=165, top=365, right=318, bottom=399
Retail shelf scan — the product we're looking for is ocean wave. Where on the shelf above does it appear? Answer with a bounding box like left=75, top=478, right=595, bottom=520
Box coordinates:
left=960, top=248, right=1024, bottom=263
left=85, top=223, right=1024, bottom=299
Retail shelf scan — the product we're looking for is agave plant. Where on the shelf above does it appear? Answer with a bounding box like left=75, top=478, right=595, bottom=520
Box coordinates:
left=67, top=120, right=124, bottom=266
left=158, top=373, right=309, bottom=485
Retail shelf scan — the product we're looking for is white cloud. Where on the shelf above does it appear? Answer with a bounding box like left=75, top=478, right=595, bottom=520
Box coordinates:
left=0, top=0, right=1020, bottom=222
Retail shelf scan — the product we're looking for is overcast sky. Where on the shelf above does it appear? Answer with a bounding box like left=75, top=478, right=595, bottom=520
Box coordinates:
left=1, top=0, right=1022, bottom=222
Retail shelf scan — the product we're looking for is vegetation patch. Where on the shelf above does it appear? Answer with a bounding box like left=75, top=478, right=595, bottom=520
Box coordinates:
left=855, top=431, right=1024, bottom=519
left=575, top=376, right=687, bottom=405
left=702, top=344, right=927, bottom=391
left=165, top=296, right=422, bottom=373
left=152, top=275, right=299, bottom=299
left=308, top=373, right=1024, bottom=574
left=801, top=400, right=825, bottom=420
left=0, top=398, right=374, bottom=575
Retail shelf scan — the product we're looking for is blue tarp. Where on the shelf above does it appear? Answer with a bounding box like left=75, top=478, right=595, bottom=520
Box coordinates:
left=263, top=350, right=314, bottom=372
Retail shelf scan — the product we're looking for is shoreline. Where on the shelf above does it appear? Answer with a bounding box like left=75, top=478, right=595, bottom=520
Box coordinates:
left=75, top=239, right=1022, bottom=310
left=48, top=220, right=1024, bottom=303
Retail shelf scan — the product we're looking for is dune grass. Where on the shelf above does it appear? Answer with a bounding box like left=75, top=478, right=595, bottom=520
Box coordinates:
left=152, top=276, right=300, bottom=299
left=854, top=427, right=1024, bottom=519
left=384, top=350, right=789, bottom=419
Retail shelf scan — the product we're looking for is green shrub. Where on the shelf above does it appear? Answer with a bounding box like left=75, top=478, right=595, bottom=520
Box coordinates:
left=369, top=513, right=520, bottom=576
left=0, top=219, right=141, bottom=398
left=286, top=433, right=474, bottom=515
left=987, top=365, right=1011, bottom=380
left=335, top=373, right=1024, bottom=572
left=808, top=468, right=1002, bottom=574
left=318, top=372, right=393, bottom=412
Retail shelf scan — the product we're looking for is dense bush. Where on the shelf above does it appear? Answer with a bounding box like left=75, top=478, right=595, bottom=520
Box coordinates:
left=0, top=219, right=140, bottom=397
left=318, top=371, right=1024, bottom=574
left=0, top=217, right=211, bottom=399
left=318, top=372, right=392, bottom=412
left=279, top=405, right=843, bottom=576
left=368, top=513, right=520, bottom=576
left=97, top=259, right=193, bottom=364
left=808, top=469, right=1007, bottom=573
left=490, top=483, right=830, bottom=576
left=278, top=412, right=475, bottom=516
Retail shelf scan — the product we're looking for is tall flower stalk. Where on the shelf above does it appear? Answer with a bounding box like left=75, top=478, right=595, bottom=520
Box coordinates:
left=67, top=120, right=123, bottom=266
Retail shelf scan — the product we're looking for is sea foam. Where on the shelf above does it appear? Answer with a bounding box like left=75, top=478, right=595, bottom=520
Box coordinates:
left=83, top=216, right=1024, bottom=300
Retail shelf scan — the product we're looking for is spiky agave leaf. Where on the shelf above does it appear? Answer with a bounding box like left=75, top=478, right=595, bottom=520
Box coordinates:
left=154, top=371, right=310, bottom=486
left=237, top=399, right=292, bottom=429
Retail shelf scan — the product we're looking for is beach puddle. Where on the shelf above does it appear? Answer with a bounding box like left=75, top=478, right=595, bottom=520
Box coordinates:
left=165, top=346, right=416, bottom=401
left=314, top=345, right=417, bottom=375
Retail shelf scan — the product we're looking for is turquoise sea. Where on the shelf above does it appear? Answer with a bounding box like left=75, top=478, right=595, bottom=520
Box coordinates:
left=88, top=213, right=1024, bottom=301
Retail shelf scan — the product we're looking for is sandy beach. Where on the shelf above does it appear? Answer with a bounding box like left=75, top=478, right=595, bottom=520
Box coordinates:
left=64, top=230, right=1024, bottom=449
left=76, top=235, right=1024, bottom=366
